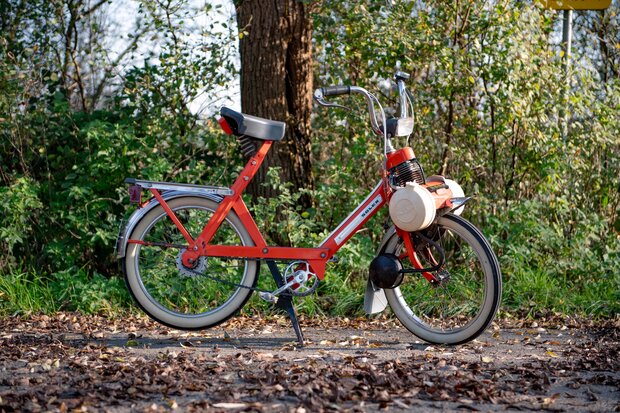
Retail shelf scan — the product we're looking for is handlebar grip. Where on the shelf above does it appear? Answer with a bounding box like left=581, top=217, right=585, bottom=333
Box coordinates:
left=321, top=85, right=351, bottom=97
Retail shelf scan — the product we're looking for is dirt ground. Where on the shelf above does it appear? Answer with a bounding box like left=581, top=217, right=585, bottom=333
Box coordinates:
left=0, top=312, right=618, bottom=412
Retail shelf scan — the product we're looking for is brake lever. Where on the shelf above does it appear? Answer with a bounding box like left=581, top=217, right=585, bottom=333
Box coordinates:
left=313, top=90, right=351, bottom=111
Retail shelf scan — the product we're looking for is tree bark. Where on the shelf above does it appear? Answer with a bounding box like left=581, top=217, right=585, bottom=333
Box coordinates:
left=236, top=0, right=315, bottom=207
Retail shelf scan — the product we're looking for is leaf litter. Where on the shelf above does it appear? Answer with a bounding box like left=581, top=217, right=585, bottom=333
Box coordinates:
left=0, top=313, right=618, bottom=412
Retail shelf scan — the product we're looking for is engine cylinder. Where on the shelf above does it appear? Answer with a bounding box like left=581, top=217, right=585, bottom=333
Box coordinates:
left=390, top=160, right=425, bottom=187
left=387, top=148, right=425, bottom=187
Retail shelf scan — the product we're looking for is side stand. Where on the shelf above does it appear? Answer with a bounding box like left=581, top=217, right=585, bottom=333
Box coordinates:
left=266, top=260, right=305, bottom=346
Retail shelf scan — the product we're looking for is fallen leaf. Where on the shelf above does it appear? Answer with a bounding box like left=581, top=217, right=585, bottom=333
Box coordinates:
left=213, top=402, right=247, bottom=408
left=543, top=393, right=560, bottom=405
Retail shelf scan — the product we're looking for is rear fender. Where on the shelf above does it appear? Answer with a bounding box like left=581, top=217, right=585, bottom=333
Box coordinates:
left=115, top=191, right=223, bottom=258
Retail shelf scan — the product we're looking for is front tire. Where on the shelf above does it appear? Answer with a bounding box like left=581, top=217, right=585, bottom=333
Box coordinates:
left=123, top=196, right=258, bottom=330
left=383, top=214, right=501, bottom=345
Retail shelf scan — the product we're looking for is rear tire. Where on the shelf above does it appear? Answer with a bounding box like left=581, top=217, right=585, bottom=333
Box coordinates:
left=123, top=196, right=257, bottom=330
left=383, top=214, right=501, bottom=345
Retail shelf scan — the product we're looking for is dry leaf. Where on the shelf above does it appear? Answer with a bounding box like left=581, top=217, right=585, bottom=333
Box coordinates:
left=213, top=402, right=247, bottom=408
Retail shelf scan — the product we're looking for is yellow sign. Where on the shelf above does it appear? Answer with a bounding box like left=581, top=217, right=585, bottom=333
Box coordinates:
left=538, top=0, right=611, bottom=9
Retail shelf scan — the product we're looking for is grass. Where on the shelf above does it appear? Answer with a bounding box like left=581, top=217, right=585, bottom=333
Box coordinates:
left=499, top=266, right=619, bottom=317
left=1, top=219, right=619, bottom=319
left=2, top=259, right=618, bottom=320
left=0, top=267, right=132, bottom=317
left=0, top=270, right=58, bottom=315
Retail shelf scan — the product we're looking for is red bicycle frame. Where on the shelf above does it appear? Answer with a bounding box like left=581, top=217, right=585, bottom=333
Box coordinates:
left=129, top=140, right=452, bottom=282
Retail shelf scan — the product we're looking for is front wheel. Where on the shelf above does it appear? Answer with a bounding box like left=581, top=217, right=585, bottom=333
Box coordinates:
left=123, top=196, right=258, bottom=330
left=383, top=214, right=501, bottom=345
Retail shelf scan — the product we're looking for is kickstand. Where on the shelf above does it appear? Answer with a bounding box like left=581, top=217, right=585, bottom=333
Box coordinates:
left=266, top=260, right=305, bottom=346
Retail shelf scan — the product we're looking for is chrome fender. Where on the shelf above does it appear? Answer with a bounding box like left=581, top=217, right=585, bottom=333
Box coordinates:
left=115, top=191, right=223, bottom=258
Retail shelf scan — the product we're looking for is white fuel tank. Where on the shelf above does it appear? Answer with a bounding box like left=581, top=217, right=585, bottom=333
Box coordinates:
left=444, top=178, right=465, bottom=216
left=389, top=182, right=436, bottom=232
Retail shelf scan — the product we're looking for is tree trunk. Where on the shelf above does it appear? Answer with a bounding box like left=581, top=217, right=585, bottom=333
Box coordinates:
left=236, top=0, right=315, bottom=208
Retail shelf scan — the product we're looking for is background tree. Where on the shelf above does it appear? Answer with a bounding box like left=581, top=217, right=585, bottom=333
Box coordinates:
left=0, top=0, right=618, bottom=316
left=235, top=0, right=315, bottom=210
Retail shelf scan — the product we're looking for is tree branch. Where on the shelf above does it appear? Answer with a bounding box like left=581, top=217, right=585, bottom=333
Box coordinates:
left=82, top=0, right=109, bottom=18
left=91, top=25, right=151, bottom=107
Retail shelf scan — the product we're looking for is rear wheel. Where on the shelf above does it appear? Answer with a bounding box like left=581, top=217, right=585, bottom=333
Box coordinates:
left=383, top=214, right=501, bottom=345
left=123, top=196, right=257, bottom=330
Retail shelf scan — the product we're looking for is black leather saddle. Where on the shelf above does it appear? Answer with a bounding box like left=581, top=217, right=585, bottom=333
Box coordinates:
left=220, top=107, right=286, bottom=141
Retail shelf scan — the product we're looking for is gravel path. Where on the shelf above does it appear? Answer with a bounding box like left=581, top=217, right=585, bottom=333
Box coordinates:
left=1, top=313, right=618, bottom=412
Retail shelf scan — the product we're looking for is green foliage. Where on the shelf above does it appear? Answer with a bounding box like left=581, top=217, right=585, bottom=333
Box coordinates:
left=0, top=0, right=240, bottom=315
left=1, top=0, right=619, bottom=319
left=0, top=270, right=57, bottom=316
left=50, top=268, right=132, bottom=315
left=310, top=0, right=620, bottom=318
left=488, top=200, right=619, bottom=315
left=0, top=178, right=43, bottom=268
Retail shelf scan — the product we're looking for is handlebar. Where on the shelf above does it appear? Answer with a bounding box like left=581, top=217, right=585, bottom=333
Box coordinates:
left=313, top=71, right=415, bottom=156
left=320, top=85, right=351, bottom=97
left=313, top=85, right=384, bottom=135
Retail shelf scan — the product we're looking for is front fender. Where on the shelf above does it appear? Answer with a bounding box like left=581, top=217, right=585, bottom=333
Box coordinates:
left=115, top=191, right=223, bottom=258
left=363, top=226, right=399, bottom=314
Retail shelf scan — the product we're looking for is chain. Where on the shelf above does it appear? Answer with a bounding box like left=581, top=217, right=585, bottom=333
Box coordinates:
left=184, top=260, right=297, bottom=297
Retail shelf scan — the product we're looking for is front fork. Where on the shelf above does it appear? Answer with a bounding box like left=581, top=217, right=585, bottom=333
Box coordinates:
left=363, top=226, right=439, bottom=315
left=397, top=228, right=440, bottom=284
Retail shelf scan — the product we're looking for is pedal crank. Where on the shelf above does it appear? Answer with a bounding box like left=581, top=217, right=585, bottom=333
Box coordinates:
left=285, top=261, right=319, bottom=297
left=258, top=261, right=319, bottom=302
left=257, top=282, right=294, bottom=302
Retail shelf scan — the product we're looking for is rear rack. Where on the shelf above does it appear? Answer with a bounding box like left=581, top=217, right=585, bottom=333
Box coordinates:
left=125, top=178, right=233, bottom=196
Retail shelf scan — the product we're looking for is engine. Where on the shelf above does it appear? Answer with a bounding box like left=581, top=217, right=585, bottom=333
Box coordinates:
left=387, top=148, right=435, bottom=232
left=387, top=147, right=425, bottom=188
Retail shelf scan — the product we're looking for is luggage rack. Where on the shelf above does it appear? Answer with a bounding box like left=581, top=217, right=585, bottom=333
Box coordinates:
left=125, top=178, right=234, bottom=196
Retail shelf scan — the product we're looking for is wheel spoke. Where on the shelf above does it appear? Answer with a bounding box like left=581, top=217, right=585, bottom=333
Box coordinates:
left=403, top=281, right=434, bottom=307
left=384, top=214, right=501, bottom=344
left=123, top=197, right=258, bottom=330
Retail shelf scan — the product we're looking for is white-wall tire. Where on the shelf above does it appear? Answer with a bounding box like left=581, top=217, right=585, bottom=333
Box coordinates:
left=123, top=196, right=257, bottom=330
left=383, top=214, right=501, bottom=345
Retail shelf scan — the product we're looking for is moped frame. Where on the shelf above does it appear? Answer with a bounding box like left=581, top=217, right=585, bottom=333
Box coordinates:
left=128, top=140, right=395, bottom=281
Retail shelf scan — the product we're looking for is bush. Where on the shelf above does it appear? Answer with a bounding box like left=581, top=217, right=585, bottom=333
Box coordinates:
left=1, top=0, right=618, bottom=318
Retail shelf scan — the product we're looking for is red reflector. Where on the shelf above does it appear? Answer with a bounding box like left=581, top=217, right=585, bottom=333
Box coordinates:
left=128, top=185, right=142, bottom=204
left=218, top=117, right=233, bottom=135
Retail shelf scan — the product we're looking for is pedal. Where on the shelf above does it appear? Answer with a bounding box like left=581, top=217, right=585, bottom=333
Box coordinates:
left=258, top=292, right=277, bottom=303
